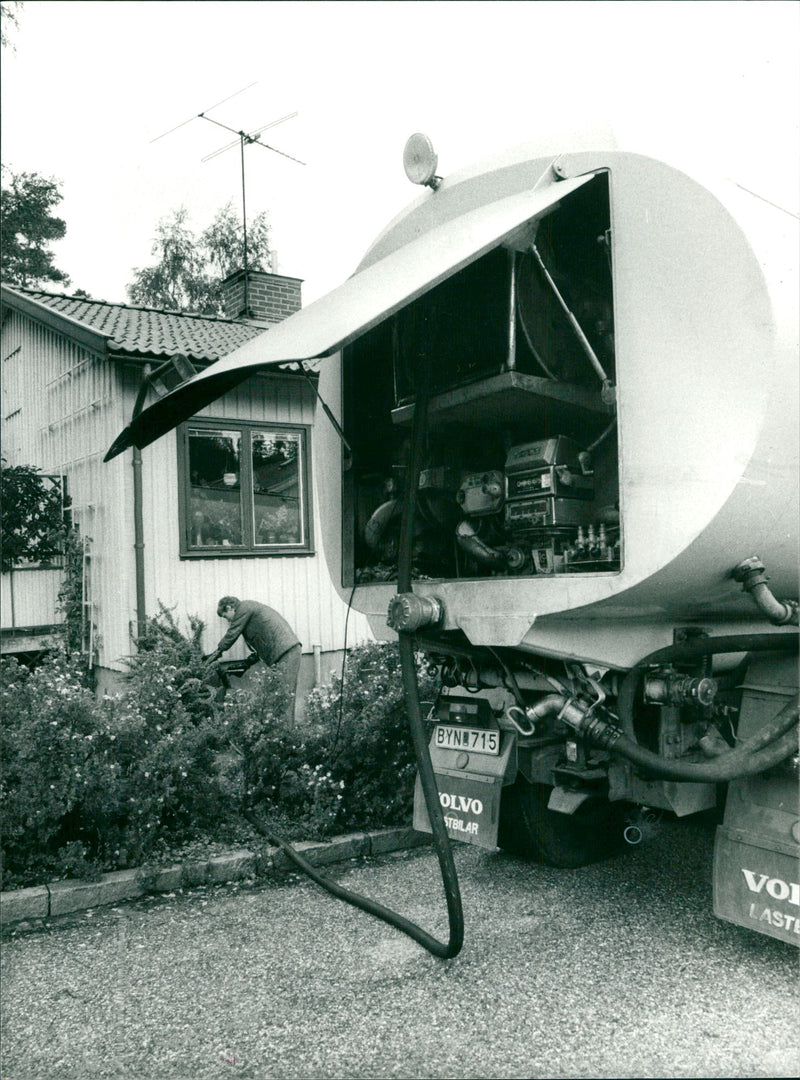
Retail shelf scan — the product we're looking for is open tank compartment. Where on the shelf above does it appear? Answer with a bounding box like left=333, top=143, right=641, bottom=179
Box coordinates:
left=343, top=173, right=621, bottom=586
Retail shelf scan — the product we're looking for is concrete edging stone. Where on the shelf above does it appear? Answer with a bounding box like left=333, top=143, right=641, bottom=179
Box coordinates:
left=1, top=827, right=431, bottom=927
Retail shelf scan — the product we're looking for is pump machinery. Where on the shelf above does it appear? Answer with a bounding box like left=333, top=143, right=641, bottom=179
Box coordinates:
left=108, top=133, right=799, bottom=954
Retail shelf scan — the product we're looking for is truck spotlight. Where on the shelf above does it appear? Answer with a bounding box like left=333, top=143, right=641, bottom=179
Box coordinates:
left=403, top=133, right=441, bottom=190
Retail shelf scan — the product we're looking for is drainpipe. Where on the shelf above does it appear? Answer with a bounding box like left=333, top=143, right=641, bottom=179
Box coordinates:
left=313, top=644, right=322, bottom=686
left=132, top=366, right=151, bottom=642
left=8, top=570, right=16, bottom=631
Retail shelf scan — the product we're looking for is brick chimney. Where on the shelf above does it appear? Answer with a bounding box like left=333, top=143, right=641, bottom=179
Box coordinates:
left=221, top=268, right=303, bottom=324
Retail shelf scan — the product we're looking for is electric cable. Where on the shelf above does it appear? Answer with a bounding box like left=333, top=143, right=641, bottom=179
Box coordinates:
left=516, top=271, right=560, bottom=381
left=586, top=415, right=617, bottom=453
left=330, top=580, right=358, bottom=759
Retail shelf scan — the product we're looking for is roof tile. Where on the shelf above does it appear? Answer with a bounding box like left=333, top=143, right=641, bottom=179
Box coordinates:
left=10, top=288, right=266, bottom=364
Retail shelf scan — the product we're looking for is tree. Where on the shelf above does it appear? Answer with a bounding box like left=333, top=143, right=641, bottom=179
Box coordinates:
left=0, top=166, right=71, bottom=288
left=126, top=208, right=213, bottom=314
left=127, top=202, right=271, bottom=315
left=1, top=1, right=22, bottom=50
left=0, top=461, right=69, bottom=572
left=203, top=202, right=271, bottom=281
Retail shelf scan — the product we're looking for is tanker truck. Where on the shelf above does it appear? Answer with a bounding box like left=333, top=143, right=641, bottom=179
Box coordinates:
left=107, top=135, right=799, bottom=950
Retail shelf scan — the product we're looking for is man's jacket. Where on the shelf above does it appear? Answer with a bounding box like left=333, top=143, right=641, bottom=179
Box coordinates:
left=216, top=600, right=300, bottom=665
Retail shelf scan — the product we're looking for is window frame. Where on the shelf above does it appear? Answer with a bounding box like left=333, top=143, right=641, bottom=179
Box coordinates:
left=177, top=418, right=314, bottom=558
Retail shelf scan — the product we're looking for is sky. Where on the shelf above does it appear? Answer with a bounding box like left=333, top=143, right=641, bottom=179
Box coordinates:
left=2, top=0, right=798, bottom=306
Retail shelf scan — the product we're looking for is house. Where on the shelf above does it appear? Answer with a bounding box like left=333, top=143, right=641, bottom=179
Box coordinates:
left=0, top=269, right=371, bottom=696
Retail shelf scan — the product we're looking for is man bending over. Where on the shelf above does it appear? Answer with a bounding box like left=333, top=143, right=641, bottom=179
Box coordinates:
left=206, top=596, right=301, bottom=725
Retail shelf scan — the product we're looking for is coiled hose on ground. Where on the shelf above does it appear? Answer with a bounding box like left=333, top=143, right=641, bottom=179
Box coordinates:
left=252, top=365, right=464, bottom=959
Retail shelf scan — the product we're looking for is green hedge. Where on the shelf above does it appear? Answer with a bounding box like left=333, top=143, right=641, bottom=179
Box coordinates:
left=0, top=610, right=438, bottom=890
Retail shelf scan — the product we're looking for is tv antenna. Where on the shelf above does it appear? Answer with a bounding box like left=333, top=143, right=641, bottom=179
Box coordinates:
left=151, top=86, right=305, bottom=313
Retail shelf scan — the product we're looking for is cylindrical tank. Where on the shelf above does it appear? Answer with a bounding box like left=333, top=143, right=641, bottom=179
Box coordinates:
left=328, top=146, right=798, bottom=666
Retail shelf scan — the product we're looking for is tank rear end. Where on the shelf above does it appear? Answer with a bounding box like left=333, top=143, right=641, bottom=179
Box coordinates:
left=335, top=148, right=798, bottom=667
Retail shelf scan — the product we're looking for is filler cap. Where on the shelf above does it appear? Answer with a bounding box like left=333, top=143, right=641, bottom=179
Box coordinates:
left=387, top=593, right=444, bottom=633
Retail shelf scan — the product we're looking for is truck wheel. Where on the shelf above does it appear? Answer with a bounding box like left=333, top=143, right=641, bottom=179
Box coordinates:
left=498, top=778, right=625, bottom=868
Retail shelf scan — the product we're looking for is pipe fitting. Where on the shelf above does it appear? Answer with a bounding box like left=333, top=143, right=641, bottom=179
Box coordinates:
left=732, top=557, right=799, bottom=626
left=454, top=520, right=506, bottom=567
left=732, top=556, right=769, bottom=589
left=387, top=593, right=444, bottom=633
left=644, top=672, right=718, bottom=708
left=528, top=693, right=623, bottom=749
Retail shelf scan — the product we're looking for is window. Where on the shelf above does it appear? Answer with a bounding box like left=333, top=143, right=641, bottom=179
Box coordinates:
left=178, top=420, right=313, bottom=557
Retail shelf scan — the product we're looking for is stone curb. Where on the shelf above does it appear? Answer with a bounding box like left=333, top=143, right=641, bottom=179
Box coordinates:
left=0, top=827, right=431, bottom=928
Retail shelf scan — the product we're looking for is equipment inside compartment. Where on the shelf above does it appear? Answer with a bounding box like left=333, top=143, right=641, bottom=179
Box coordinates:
left=342, top=173, right=621, bottom=585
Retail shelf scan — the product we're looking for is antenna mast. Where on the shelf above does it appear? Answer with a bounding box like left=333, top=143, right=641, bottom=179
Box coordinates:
left=151, top=89, right=304, bottom=317
left=197, top=111, right=304, bottom=316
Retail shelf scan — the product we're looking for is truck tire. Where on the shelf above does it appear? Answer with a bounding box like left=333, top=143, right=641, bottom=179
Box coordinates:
left=498, top=778, right=625, bottom=868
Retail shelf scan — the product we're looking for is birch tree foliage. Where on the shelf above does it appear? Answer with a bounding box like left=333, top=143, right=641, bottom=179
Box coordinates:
left=127, top=203, right=271, bottom=316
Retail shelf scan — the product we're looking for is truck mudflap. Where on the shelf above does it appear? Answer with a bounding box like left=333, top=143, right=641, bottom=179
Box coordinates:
left=713, top=828, right=800, bottom=944
left=413, top=730, right=516, bottom=850
left=713, top=663, right=800, bottom=945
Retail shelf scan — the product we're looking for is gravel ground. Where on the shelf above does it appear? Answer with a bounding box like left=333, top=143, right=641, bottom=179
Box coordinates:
left=1, top=814, right=798, bottom=1080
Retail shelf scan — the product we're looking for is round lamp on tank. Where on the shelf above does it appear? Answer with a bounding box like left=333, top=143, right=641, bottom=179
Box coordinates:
left=403, top=133, right=441, bottom=190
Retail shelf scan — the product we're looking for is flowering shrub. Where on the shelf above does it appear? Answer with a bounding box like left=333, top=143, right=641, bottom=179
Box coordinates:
left=1, top=623, right=440, bottom=887
left=0, top=650, right=102, bottom=882
left=0, top=606, right=226, bottom=887
left=302, top=641, right=438, bottom=831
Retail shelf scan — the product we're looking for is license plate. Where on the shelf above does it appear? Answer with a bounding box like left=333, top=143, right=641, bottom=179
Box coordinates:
left=434, top=725, right=500, bottom=755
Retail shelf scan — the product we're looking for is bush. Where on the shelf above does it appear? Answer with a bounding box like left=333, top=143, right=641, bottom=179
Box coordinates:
left=219, top=640, right=438, bottom=840
left=77, top=605, right=228, bottom=866
left=0, top=618, right=440, bottom=888
left=0, top=650, right=102, bottom=882
left=0, top=631, right=226, bottom=885
left=304, top=641, right=438, bottom=831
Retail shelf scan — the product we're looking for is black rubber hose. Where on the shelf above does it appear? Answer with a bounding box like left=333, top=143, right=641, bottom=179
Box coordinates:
left=252, top=363, right=464, bottom=959
left=618, top=632, right=799, bottom=740
left=392, top=360, right=464, bottom=958
left=397, top=634, right=465, bottom=956
left=609, top=698, right=799, bottom=782
left=258, top=818, right=464, bottom=955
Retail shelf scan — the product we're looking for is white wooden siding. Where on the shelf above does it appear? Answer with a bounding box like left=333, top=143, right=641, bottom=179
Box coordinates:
left=1, top=568, right=63, bottom=629
left=136, top=367, right=372, bottom=660
left=1, top=311, right=136, bottom=665
left=2, top=308, right=371, bottom=670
